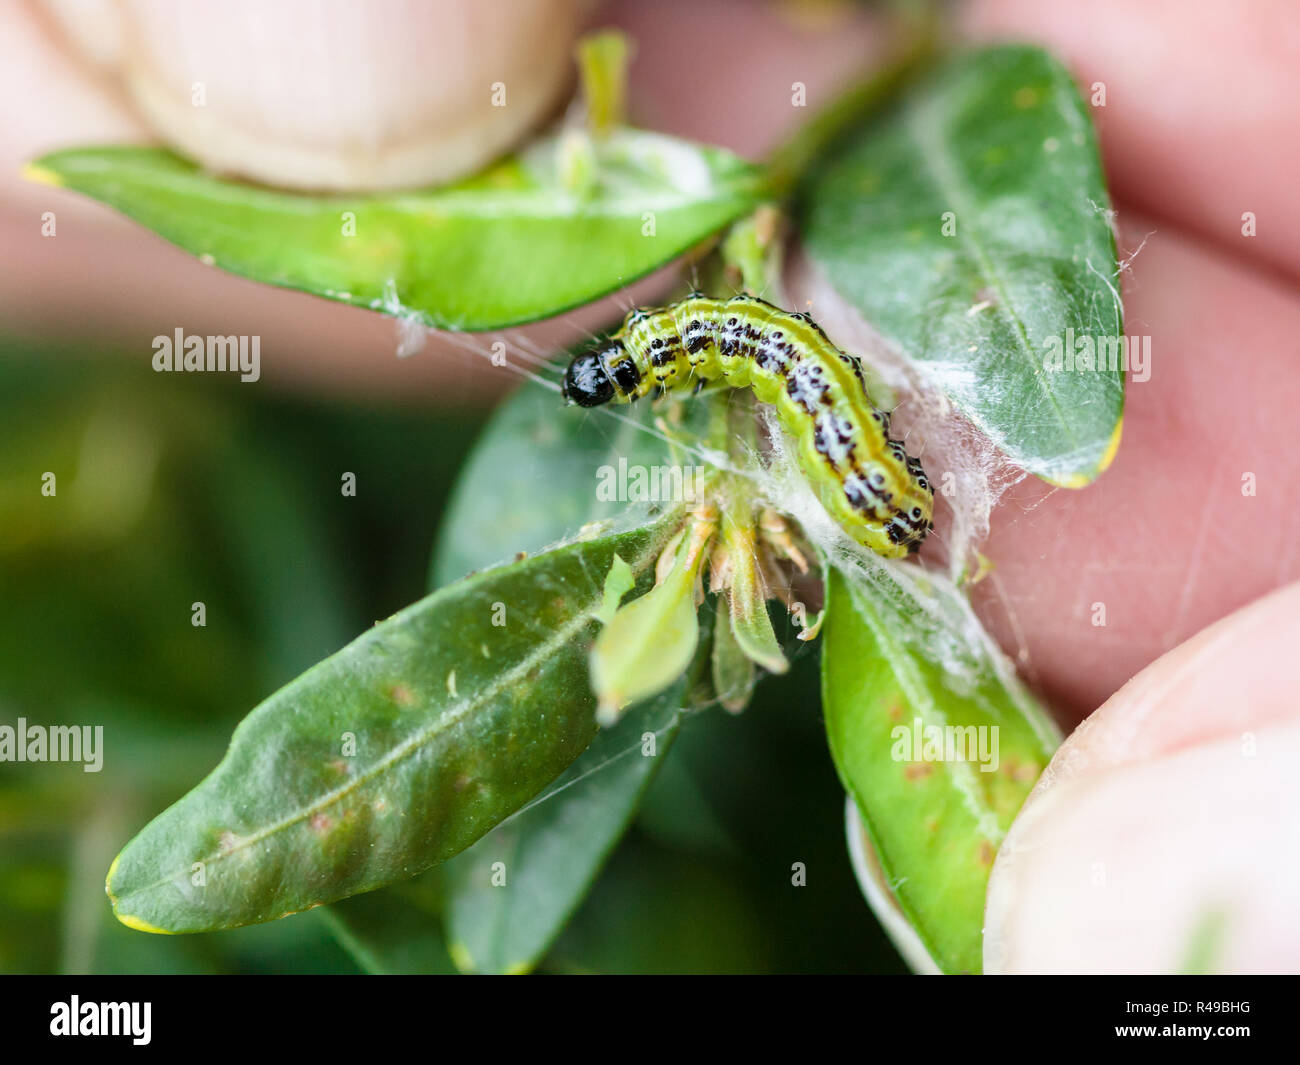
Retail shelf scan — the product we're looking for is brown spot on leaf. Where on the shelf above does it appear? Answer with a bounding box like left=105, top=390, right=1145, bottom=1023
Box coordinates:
left=904, top=763, right=934, bottom=781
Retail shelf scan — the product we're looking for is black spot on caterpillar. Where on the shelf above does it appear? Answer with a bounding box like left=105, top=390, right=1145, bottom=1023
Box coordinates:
left=563, top=294, right=935, bottom=558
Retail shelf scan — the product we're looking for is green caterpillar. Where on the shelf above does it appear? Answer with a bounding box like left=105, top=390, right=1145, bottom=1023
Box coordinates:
left=563, top=294, right=934, bottom=558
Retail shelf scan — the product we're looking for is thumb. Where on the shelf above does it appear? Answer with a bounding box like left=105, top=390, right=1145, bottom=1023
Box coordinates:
left=984, top=579, right=1300, bottom=974
left=42, top=0, right=586, bottom=190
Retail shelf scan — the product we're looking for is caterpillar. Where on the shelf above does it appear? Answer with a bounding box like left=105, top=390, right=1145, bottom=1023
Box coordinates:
left=563, top=294, right=934, bottom=558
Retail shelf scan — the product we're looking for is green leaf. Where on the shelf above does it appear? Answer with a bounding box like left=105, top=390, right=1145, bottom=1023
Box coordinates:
left=722, top=524, right=788, bottom=677
left=801, top=45, right=1124, bottom=486
left=443, top=685, right=682, bottom=974
left=423, top=364, right=731, bottom=974
left=433, top=375, right=720, bottom=584
left=710, top=599, right=756, bottom=714
left=106, top=526, right=671, bottom=934
left=591, top=531, right=702, bottom=724
left=29, top=132, right=763, bottom=332
left=595, top=553, right=636, bottom=625
left=820, top=563, right=1060, bottom=974
left=318, top=872, right=455, bottom=975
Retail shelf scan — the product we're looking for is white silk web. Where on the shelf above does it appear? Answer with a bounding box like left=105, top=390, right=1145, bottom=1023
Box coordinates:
left=380, top=258, right=1039, bottom=835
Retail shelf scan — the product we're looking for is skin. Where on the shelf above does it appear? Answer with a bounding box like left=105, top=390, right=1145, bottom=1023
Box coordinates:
left=4, top=0, right=1298, bottom=972
left=962, top=0, right=1300, bottom=974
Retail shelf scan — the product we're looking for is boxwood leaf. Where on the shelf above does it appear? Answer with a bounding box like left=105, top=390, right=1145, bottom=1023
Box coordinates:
left=722, top=523, right=788, bottom=677
left=820, top=563, right=1060, bottom=973
left=443, top=683, right=683, bottom=974
left=106, top=525, right=671, bottom=933
left=29, top=130, right=763, bottom=331
left=710, top=597, right=756, bottom=713
left=590, top=530, right=702, bottom=723
left=427, top=382, right=727, bottom=973
left=801, top=45, right=1124, bottom=486
left=318, top=871, right=454, bottom=975
left=434, top=376, right=720, bottom=584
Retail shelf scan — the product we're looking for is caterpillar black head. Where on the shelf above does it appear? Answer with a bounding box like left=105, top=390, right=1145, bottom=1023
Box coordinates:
left=563, top=342, right=624, bottom=407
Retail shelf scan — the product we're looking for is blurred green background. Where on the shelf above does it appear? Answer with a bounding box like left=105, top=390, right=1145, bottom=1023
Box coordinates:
left=0, top=338, right=904, bottom=974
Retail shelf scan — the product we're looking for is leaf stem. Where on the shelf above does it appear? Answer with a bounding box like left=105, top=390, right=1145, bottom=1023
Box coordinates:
left=576, top=30, right=632, bottom=137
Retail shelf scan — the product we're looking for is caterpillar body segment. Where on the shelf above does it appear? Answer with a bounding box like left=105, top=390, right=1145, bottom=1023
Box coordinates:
left=563, top=294, right=934, bottom=558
